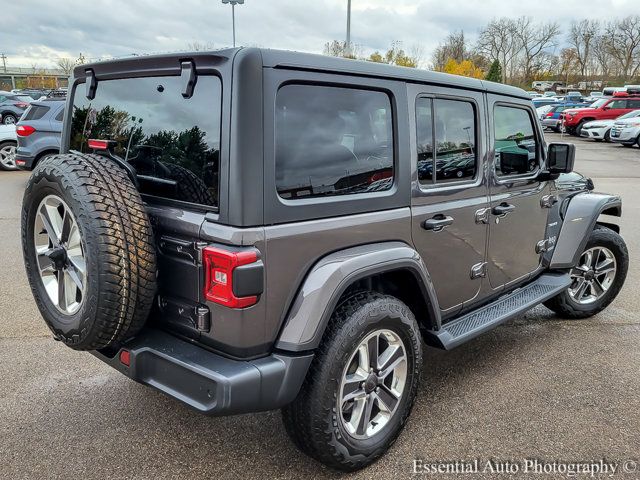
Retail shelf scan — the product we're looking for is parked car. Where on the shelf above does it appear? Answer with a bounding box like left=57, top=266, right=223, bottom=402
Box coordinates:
left=0, top=91, right=31, bottom=124
left=562, top=93, right=640, bottom=135
left=20, top=49, right=628, bottom=472
left=610, top=113, right=640, bottom=147
left=14, top=99, right=64, bottom=170
left=602, top=87, right=625, bottom=96
left=541, top=102, right=591, bottom=132
left=579, top=110, right=640, bottom=142
left=543, top=91, right=557, bottom=97
left=532, top=98, right=559, bottom=109
left=536, top=104, right=555, bottom=120
left=526, top=91, right=542, bottom=98
left=0, top=124, right=17, bottom=170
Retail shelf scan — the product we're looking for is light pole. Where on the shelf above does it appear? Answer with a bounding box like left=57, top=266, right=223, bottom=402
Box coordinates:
left=222, top=0, right=244, bottom=48
left=346, top=0, right=352, bottom=57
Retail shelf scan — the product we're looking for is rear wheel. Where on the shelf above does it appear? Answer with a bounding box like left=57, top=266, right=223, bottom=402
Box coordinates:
left=544, top=226, right=628, bottom=319
left=22, top=153, right=157, bottom=350
left=0, top=141, right=17, bottom=170
left=282, top=292, right=422, bottom=471
left=2, top=113, right=17, bottom=125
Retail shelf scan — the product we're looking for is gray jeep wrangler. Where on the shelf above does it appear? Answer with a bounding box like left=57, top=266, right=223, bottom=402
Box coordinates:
left=21, top=48, right=628, bottom=471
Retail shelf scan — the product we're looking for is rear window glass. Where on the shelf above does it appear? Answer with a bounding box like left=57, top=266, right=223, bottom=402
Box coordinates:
left=22, top=105, right=50, bottom=121
left=70, top=75, right=221, bottom=208
left=275, top=84, right=393, bottom=199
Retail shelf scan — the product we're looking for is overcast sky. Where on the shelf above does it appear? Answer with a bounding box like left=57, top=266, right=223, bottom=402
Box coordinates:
left=2, top=0, right=637, bottom=69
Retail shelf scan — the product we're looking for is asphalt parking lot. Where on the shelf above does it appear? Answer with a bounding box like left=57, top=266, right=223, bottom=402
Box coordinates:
left=1, top=134, right=639, bottom=479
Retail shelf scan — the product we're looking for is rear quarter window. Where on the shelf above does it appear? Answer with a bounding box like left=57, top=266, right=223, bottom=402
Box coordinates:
left=22, top=105, right=50, bottom=121
left=275, top=84, right=393, bottom=199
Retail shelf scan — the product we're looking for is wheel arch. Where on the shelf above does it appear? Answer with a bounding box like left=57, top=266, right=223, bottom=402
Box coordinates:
left=33, top=148, right=60, bottom=167
left=275, top=241, right=441, bottom=353
left=550, top=193, right=622, bottom=269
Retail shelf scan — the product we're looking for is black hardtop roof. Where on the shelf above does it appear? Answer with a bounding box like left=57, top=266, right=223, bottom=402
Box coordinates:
left=75, top=47, right=530, bottom=100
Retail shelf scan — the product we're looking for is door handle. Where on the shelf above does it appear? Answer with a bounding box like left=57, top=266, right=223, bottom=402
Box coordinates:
left=492, top=203, right=515, bottom=217
left=422, top=214, right=454, bottom=232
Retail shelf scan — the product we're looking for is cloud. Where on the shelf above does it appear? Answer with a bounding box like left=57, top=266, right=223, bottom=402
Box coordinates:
left=1, top=0, right=637, bottom=68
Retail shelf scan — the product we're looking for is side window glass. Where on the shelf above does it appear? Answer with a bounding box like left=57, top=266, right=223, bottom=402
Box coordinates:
left=275, top=85, right=394, bottom=199
left=416, top=98, right=433, bottom=185
left=608, top=100, right=626, bottom=109
left=626, top=99, right=640, bottom=109
left=55, top=109, right=64, bottom=122
left=434, top=99, right=477, bottom=183
left=494, top=105, right=539, bottom=177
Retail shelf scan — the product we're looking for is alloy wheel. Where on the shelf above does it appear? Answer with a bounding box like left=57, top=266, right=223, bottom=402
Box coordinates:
left=0, top=144, right=17, bottom=169
left=34, top=195, right=86, bottom=315
left=568, top=246, right=616, bottom=305
left=338, top=329, right=407, bottom=440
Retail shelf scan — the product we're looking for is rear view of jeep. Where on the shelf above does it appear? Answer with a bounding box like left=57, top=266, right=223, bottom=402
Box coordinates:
left=21, top=48, right=628, bottom=472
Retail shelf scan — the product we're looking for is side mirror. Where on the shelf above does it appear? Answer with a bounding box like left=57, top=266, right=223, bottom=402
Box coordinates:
left=499, top=149, right=531, bottom=175
left=547, top=142, right=575, bottom=174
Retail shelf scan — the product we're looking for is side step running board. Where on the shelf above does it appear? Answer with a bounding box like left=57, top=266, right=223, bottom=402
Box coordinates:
left=425, top=273, right=572, bottom=350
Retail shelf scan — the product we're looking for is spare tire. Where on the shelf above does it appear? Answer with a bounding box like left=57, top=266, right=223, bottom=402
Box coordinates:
left=21, top=153, right=157, bottom=350
left=161, top=162, right=216, bottom=206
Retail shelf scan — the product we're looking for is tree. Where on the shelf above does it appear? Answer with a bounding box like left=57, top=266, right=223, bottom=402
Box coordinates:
left=443, top=59, right=484, bottom=79
left=485, top=60, right=503, bottom=82
left=56, top=57, right=75, bottom=76
left=366, top=42, right=419, bottom=68
left=515, top=17, right=560, bottom=82
left=605, top=16, right=640, bottom=80
left=323, top=40, right=358, bottom=59
left=431, top=31, right=468, bottom=70
left=477, top=18, right=521, bottom=83
left=569, top=19, right=600, bottom=78
left=187, top=41, right=215, bottom=52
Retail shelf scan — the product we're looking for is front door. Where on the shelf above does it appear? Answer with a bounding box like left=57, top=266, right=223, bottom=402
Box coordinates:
left=410, top=86, right=489, bottom=314
left=486, top=96, right=551, bottom=290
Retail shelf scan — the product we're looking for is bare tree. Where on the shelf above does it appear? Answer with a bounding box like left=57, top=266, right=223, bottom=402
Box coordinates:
left=56, top=57, right=75, bottom=76
left=187, top=41, right=215, bottom=52
left=568, top=19, right=600, bottom=78
left=431, top=31, right=467, bottom=70
left=323, top=40, right=359, bottom=59
left=515, top=17, right=560, bottom=82
left=477, top=18, right=521, bottom=83
left=592, top=34, right=611, bottom=78
left=605, top=16, right=640, bottom=80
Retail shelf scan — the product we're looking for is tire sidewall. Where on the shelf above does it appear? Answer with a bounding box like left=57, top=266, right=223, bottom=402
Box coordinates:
left=564, top=228, right=628, bottom=313
left=22, top=160, right=101, bottom=345
left=322, top=297, right=422, bottom=458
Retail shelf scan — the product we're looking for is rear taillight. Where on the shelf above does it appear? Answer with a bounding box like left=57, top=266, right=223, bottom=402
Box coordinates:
left=16, top=125, right=35, bottom=136
left=545, top=112, right=554, bottom=117
left=87, top=139, right=111, bottom=150
left=203, top=247, right=259, bottom=308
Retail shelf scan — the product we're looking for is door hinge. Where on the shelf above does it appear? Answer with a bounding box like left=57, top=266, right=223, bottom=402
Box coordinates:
left=540, top=194, right=558, bottom=208
left=470, top=262, right=487, bottom=279
left=475, top=208, right=490, bottom=224
left=536, top=239, right=549, bottom=254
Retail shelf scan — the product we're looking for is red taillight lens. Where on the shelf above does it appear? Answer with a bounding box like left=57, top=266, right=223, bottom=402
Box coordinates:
left=16, top=125, right=35, bottom=136
left=545, top=112, right=554, bottom=117
left=87, top=139, right=110, bottom=150
left=203, top=247, right=259, bottom=308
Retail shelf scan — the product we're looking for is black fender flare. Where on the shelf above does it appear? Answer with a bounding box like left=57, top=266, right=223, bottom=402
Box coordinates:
left=275, top=241, right=441, bottom=352
left=550, top=192, right=621, bottom=269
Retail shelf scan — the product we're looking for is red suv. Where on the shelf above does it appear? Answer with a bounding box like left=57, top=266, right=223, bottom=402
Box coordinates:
left=563, top=92, right=640, bottom=135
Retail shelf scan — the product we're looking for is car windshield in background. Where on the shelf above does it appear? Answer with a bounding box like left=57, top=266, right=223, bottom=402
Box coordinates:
left=589, top=99, right=607, bottom=108
left=70, top=75, right=221, bottom=208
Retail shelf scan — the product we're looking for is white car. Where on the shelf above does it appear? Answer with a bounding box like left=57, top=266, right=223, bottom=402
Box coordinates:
left=580, top=110, right=640, bottom=142
left=0, top=124, right=17, bottom=170
left=536, top=104, right=555, bottom=120
left=610, top=111, right=640, bottom=147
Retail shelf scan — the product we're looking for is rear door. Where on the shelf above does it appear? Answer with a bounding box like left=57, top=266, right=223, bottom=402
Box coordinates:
left=409, top=85, right=489, bottom=315
left=486, top=96, right=551, bottom=290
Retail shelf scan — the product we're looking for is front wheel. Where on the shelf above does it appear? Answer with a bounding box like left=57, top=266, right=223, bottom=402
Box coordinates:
left=282, top=292, right=422, bottom=472
left=544, top=226, right=628, bottom=319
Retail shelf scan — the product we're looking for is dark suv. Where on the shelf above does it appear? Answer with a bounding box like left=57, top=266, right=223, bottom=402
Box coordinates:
left=20, top=49, right=628, bottom=472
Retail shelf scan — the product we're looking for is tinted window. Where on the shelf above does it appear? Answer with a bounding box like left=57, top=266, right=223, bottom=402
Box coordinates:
left=626, top=99, right=640, bottom=109
left=494, top=106, right=539, bottom=177
left=54, top=108, right=64, bottom=122
left=22, top=105, right=50, bottom=121
left=275, top=84, right=393, bottom=199
left=70, top=75, right=221, bottom=208
left=608, top=100, right=627, bottom=109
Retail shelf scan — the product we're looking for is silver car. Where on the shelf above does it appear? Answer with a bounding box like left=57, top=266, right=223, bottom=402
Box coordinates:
left=0, top=124, right=17, bottom=170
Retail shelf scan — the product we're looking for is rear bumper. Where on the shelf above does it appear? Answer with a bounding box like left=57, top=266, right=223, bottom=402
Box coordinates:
left=92, top=328, right=313, bottom=416
left=15, top=153, right=36, bottom=170
left=541, top=118, right=560, bottom=128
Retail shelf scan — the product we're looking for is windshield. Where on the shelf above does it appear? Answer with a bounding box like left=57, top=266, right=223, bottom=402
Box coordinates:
left=618, top=110, right=640, bottom=120
left=70, top=75, right=221, bottom=208
left=589, top=99, right=608, bottom=108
